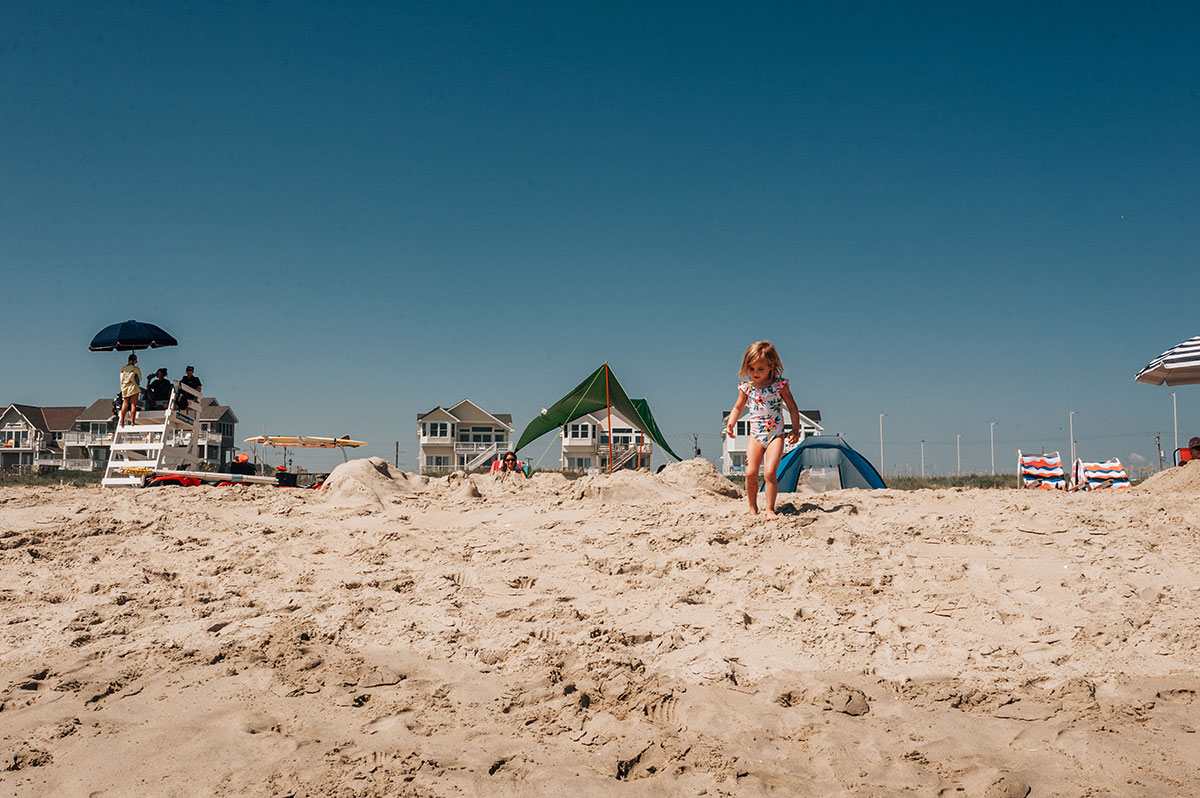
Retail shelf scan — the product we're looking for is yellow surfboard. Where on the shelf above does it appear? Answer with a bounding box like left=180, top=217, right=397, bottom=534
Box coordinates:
left=243, top=435, right=368, bottom=449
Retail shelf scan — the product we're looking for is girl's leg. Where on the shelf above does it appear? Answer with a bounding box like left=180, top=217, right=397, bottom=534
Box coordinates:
left=762, top=436, right=786, bottom=520
left=745, top=439, right=765, bottom=514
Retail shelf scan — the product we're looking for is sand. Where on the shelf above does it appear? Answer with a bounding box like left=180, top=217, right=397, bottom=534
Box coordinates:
left=1, top=458, right=1198, bottom=796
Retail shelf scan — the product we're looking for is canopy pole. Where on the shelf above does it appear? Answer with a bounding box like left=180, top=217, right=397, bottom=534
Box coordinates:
left=606, top=363, right=613, bottom=475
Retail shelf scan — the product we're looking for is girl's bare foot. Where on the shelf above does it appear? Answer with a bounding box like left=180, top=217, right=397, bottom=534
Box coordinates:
left=764, top=509, right=779, bottom=520
left=747, top=506, right=759, bottom=515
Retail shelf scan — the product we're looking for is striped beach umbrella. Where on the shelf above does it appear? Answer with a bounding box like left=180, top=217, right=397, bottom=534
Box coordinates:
left=1135, top=335, right=1200, bottom=386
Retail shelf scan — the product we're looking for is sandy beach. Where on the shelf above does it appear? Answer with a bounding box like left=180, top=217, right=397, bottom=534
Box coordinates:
left=2, top=458, right=1198, bottom=796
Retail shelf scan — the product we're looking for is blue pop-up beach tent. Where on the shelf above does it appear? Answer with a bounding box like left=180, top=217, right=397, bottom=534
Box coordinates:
left=775, top=434, right=886, bottom=491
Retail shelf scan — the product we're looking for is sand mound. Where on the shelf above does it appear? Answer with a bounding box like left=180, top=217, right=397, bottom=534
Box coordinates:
left=320, top=457, right=425, bottom=506
left=656, top=457, right=742, bottom=498
left=1135, top=461, right=1200, bottom=494
left=572, top=468, right=692, bottom=503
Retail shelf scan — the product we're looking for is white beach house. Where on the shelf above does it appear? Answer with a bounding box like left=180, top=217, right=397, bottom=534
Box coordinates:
left=0, top=404, right=87, bottom=470
left=720, top=408, right=823, bottom=475
left=417, top=399, right=514, bottom=473
left=559, top=409, right=653, bottom=472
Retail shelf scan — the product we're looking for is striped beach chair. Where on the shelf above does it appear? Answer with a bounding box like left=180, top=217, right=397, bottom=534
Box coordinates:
left=1018, top=451, right=1066, bottom=490
left=1071, top=458, right=1131, bottom=490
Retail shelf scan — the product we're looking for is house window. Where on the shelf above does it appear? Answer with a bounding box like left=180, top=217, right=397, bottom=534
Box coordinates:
left=426, top=454, right=450, bottom=468
left=567, top=456, right=592, bottom=469
left=426, top=422, right=449, bottom=438
left=730, top=453, right=746, bottom=472
left=470, top=427, right=492, bottom=443
left=611, top=427, right=635, bottom=445
left=494, top=432, right=506, bottom=443
left=90, top=423, right=107, bottom=436
left=736, top=421, right=750, bottom=436
left=1, top=430, right=29, bottom=447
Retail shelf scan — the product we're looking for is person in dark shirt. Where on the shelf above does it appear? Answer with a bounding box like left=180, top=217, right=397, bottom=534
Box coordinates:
left=179, top=365, right=203, bottom=411
left=229, top=452, right=256, bottom=476
left=146, top=368, right=173, bottom=410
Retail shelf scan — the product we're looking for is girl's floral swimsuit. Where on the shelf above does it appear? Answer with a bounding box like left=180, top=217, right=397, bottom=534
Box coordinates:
left=739, top=378, right=789, bottom=445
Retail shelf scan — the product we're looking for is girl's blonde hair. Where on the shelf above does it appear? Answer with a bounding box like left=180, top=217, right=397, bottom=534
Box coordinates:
left=739, top=340, right=784, bottom=380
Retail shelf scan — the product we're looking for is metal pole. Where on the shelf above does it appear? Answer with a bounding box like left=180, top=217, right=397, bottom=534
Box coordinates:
left=879, top=413, right=886, bottom=474
left=920, top=440, right=925, bottom=478
left=605, top=363, right=613, bottom=475
left=394, top=441, right=399, bottom=468
left=1069, top=411, right=1076, bottom=466
left=1173, top=392, right=1178, bottom=453
left=956, top=434, right=961, bottom=476
left=989, top=422, right=996, bottom=476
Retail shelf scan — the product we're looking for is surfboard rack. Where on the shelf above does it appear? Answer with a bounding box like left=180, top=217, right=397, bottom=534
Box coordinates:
left=243, top=435, right=367, bottom=463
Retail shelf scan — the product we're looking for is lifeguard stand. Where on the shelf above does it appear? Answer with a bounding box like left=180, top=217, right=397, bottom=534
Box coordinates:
left=102, top=381, right=204, bottom=487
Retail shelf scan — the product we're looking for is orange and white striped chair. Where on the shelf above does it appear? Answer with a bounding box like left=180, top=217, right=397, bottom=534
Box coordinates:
left=1070, top=458, right=1131, bottom=490
left=1018, top=451, right=1066, bottom=490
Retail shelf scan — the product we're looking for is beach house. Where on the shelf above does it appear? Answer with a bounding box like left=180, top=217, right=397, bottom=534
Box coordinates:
left=559, top=409, right=654, bottom=471
left=417, top=400, right=514, bottom=473
left=0, top=404, right=87, bottom=470
left=720, top=408, right=823, bottom=475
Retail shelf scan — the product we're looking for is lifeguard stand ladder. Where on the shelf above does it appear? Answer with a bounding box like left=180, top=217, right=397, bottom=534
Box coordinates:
left=102, top=382, right=203, bottom=487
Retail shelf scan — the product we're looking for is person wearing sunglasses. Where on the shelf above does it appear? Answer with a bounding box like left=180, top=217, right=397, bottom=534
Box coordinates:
left=495, top=452, right=527, bottom=477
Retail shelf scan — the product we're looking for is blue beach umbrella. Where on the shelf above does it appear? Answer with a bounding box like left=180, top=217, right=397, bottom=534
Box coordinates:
left=89, top=319, right=178, bottom=352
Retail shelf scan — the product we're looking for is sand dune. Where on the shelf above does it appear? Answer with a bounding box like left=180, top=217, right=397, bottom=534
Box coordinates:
left=2, top=459, right=1198, bottom=796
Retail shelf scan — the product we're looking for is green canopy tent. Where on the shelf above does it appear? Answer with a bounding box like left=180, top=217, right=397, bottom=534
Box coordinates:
left=515, top=363, right=682, bottom=470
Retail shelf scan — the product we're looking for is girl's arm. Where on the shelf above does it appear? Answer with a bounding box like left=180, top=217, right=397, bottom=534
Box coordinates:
left=780, top=383, right=801, bottom=444
left=725, top=391, right=747, bottom=438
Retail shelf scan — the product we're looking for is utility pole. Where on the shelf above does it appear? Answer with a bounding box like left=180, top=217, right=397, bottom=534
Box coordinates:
left=691, top=433, right=700, bottom=458
left=920, top=440, right=925, bottom=478
left=956, top=434, right=961, bottom=476
left=395, top=441, right=399, bottom=468
left=1154, top=433, right=1163, bottom=471
left=989, top=422, right=997, bottom=476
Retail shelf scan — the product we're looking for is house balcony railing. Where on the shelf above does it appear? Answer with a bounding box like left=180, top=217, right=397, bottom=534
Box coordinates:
left=64, top=432, right=114, bottom=446
left=163, top=431, right=231, bottom=447
left=34, top=457, right=95, bottom=471
left=1, top=441, right=34, bottom=451
left=567, top=441, right=650, bottom=452
left=453, top=441, right=506, bottom=454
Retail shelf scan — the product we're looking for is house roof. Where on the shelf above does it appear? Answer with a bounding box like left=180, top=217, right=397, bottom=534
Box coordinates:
left=72, top=396, right=239, bottom=425
left=417, top=406, right=458, bottom=423
left=76, top=398, right=116, bottom=422
left=8, top=404, right=86, bottom=433
left=417, top=399, right=512, bottom=430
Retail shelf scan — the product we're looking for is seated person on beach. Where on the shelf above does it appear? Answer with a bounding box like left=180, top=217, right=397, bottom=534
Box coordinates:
left=146, top=368, right=172, bottom=410
left=1190, top=437, right=1200, bottom=462
left=229, top=452, right=255, bottom=476
left=496, top=453, right=527, bottom=477
left=179, top=365, right=202, bottom=410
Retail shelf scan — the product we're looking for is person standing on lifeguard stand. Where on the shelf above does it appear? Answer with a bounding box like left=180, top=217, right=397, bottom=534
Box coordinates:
left=118, top=354, right=142, bottom=427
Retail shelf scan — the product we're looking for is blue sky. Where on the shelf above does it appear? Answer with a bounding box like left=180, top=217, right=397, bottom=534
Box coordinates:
left=2, top=2, right=1198, bottom=475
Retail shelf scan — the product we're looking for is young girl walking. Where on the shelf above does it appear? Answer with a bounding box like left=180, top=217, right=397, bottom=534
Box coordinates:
left=725, top=341, right=801, bottom=519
